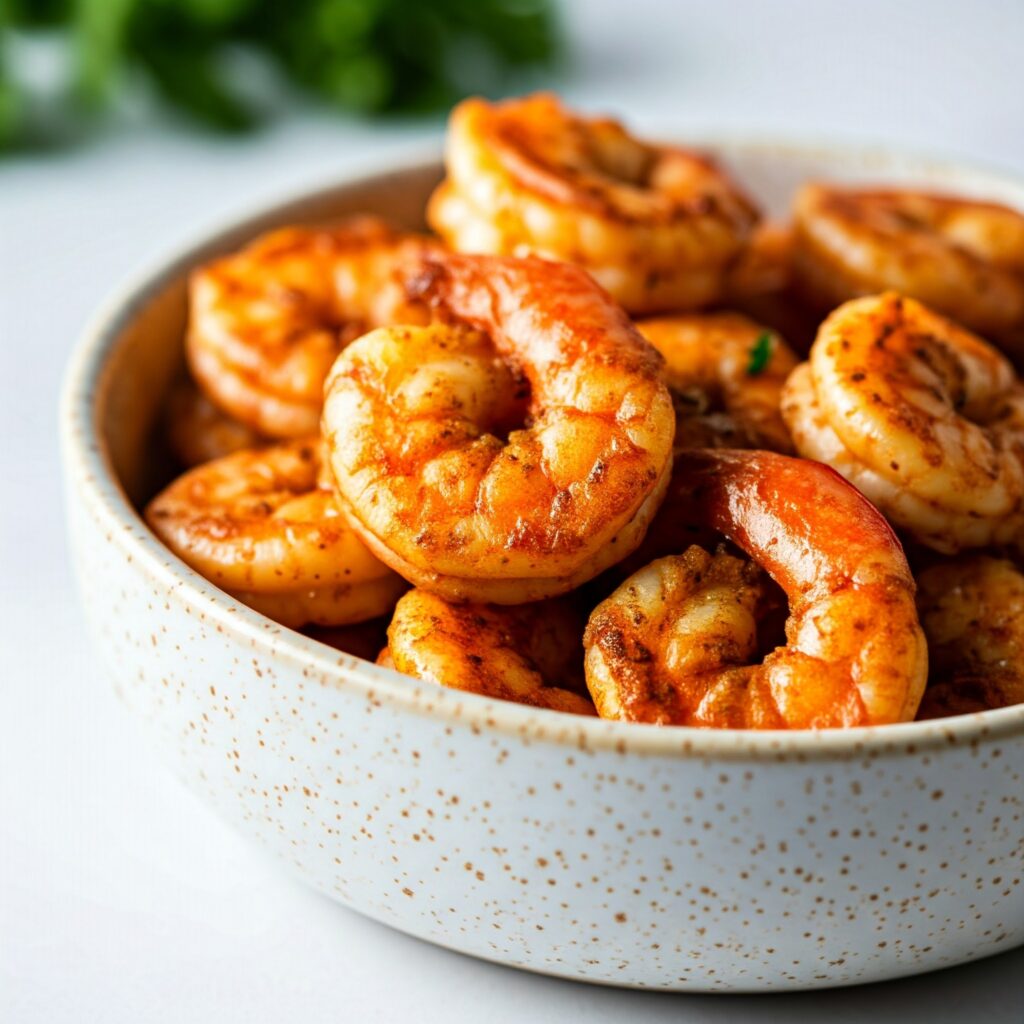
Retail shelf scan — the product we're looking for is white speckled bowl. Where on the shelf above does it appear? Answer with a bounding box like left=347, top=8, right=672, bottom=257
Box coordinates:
left=61, top=142, right=1024, bottom=992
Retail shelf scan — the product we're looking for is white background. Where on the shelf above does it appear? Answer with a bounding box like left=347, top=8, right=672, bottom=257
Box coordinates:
left=3, top=1, right=1024, bottom=1020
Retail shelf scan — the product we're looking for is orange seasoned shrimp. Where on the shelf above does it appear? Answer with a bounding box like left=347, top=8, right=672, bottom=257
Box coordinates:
left=164, top=377, right=266, bottom=467
left=723, top=223, right=821, bottom=354
left=322, top=254, right=676, bottom=604
left=782, top=292, right=1024, bottom=552
left=145, top=440, right=407, bottom=628
left=637, top=313, right=798, bottom=453
left=583, top=450, right=927, bottom=728
left=793, top=184, right=1024, bottom=354
left=427, top=93, right=758, bottom=314
left=187, top=218, right=435, bottom=439
left=724, top=222, right=794, bottom=301
left=915, top=555, right=1024, bottom=719
left=381, top=588, right=595, bottom=715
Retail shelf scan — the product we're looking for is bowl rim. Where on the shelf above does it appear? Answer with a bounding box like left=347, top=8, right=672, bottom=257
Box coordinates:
left=60, top=138, right=1024, bottom=762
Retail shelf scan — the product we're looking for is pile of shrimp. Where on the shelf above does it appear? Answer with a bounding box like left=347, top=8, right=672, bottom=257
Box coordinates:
left=147, top=92, right=1024, bottom=729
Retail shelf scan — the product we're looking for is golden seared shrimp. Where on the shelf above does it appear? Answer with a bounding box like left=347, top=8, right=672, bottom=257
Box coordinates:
left=322, top=253, right=676, bottom=604
left=164, top=378, right=266, bottom=467
left=583, top=450, right=927, bottom=728
left=187, top=218, right=434, bottom=439
left=793, top=184, right=1024, bottom=354
left=427, top=93, right=758, bottom=314
left=637, top=313, right=798, bottom=453
left=782, top=292, right=1024, bottom=553
left=145, top=440, right=407, bottom=628
left=915, top=555, right=1024, bottom=719
left=381, top=588, right=596, bottom=715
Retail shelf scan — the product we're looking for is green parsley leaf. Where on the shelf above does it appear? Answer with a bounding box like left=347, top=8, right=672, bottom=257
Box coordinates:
left=746, top=332, right=774, bottom=376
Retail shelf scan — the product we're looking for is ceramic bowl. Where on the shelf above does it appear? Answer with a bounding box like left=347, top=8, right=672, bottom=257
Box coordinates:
left=60, top=141, right=1024, bottom=992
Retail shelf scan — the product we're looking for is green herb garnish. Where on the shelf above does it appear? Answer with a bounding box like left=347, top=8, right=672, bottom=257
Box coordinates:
left=746, top=332, right=774, bottom=376
left=0, top=0, right=563, bottom=151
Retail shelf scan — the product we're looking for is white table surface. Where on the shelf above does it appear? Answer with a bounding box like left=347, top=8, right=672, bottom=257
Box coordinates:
left=3, top=1, right=1024, bottom=1019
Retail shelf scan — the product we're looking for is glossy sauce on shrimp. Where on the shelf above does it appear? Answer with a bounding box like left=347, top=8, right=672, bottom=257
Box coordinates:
left=428, top=93, right=758, bottom=314
left=322, top=253, right=676, bottom=603
left=584, top=450, right=927, bottom=728
left=145, top=440, right=407, bottom=628
left=782, top=292, right=1024, bottom=552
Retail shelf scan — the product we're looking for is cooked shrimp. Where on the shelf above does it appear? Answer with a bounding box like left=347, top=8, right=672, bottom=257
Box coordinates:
left=782, top=292, right=1024, bottom=552
left=637, top=313, right=798, bottom=453
left=382, top=588, right=596, bottom=715
left=187, top=218, right=434, bottom=439
left=724, top=222, right=794, bottom=301
left=583, top=450, right=927, bottom=728
left=723, top=223, right=822, bottom=353
left=427, top=93, right=758, bottom=314
left=164, top=377, right=266, bottom=467
left=915, top=555, right=1024, bottom=718
left=145, top=439, right=407, bottom=628
left=322, top=253, right=676, bottom=603
left=793, top=184, right=1024, bottom=355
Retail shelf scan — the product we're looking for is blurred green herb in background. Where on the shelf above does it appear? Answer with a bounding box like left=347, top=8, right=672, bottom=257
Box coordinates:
left=0, top=0, right=561, bottom=150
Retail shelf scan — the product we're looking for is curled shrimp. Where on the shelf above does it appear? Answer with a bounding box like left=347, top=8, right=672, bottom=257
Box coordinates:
left=322, top=253, right=676, bottom=604
left=145, top=439, right=407, bottom=628
left=915, top=555, right=1024, bottom=719
left=583, top=449, right=927, bottom=728
left=187, top=218, right=434, bottom=439
left=427, top=93, right=758, bottom=314
left=637, top=313, right=798, bottom=453
left=381, top=588, right=595, bottom=715
left=164, top=377, right=266, bottom=468
left=782, top=292, right=1024, bottom=552
left=793, top=184, right=1024, bottom=354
